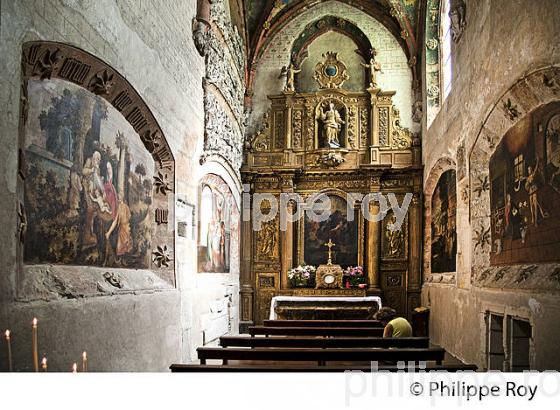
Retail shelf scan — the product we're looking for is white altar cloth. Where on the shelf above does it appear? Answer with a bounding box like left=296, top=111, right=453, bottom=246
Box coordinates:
left=269, top=296, right=382, bottom=320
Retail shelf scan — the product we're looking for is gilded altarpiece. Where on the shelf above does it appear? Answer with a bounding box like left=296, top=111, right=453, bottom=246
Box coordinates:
left=240, top=84, right=423, bottom=327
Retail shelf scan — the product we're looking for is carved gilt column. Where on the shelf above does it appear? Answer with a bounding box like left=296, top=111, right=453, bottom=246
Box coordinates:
left=279, top=173, right=294, bottom=289
left=285, top=95, right=293, bottom=150
left=407, top=190, right=423, bottom=310
left=366, top=176, right=382, bottom=295
left=239, top=175, right=254, bottom=332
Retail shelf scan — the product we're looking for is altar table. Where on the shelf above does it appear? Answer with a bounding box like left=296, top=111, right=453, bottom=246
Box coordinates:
left=269, top=296, right=382, bottom=320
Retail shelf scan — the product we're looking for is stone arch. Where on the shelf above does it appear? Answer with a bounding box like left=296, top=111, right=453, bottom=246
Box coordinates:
left=290, top=16, right=373, bottom=68
left=469, top=65, right=560, bottom=290
left=424, top=157, right=457, bottom=283
left=197, top=159, right=241, bottom=211
left=196, top=171, right=240, bottom=274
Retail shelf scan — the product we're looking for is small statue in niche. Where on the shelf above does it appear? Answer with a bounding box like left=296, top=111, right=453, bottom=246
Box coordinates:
left=360, top=48, right=382, bottom=88
left=319, top=103, right=345, bottom=148
left=385, top=214, right=403, bottom=257
left=280, top=62, right=301, bottom=93
left=257, top=219, right=277, bottom=257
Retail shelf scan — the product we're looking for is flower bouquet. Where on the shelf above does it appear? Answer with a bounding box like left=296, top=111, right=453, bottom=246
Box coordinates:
left=288, top=265, right=317, bottom=288
left=343, top=265, right=367, bottom=289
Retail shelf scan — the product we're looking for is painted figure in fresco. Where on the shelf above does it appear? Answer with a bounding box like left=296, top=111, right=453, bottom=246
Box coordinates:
left=206, top=192, right=226, bottom=271
left=361, top=48, right=382, bottom=88
left=67, top=162, right=83, bottom=217
left=320, top=103, right=344, bottom=148
left=105, top=199, right=133, bottom=258
left=102, top=161, right=133, bottom=264
left=504, top=193, right=512, bottom=235
left=430, top=172, right=457, bottom=273
left=524, top=159, right=548, bottom=227
left=82, top=151, right=105, bottom=247
left=103, top=162, right=118, bottom=219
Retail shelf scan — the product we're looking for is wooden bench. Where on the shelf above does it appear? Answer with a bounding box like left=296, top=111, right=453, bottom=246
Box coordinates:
left=196, top=347, right=446, bottom=365
left=248, top=326, right=384, bottom=337
left=220, top=336, right=429, bottom=349
left=170, top=363, right=477, bottom=372
left=262, top=320, right=383, bottom=328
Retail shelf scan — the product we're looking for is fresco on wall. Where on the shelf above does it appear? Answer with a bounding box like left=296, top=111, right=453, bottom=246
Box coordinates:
left=304, top=195, right=358, bottom=268
left=198, top=174, right=239, bottom=273
left=490, top=103, right=560, bottom=265
left=24, top=79, right=154, bottom=268
left=431, top=170, right=457, bottom=273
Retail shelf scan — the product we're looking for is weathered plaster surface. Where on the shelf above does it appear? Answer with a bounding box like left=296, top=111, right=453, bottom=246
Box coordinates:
left=0, top=0, right=241, bottom=371
left=422, top=0, right=560, bottom=369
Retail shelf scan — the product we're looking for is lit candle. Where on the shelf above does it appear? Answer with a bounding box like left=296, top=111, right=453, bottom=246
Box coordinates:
left=82, top=351, right=87, bottom=372
left=32, top=318, right=39, bottom=372
left=41, top=357, right=48, bottom=372
left=72, top=362, right=78, bottom=373
left=5, top=330, right=12, bottom=372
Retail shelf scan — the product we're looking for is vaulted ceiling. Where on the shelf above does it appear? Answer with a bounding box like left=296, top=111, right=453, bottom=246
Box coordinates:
left=243, top=0, right=423, bottom=63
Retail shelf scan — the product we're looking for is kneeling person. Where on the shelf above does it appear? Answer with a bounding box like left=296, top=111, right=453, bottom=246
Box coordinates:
left=374, top=307, right=412, bottom=338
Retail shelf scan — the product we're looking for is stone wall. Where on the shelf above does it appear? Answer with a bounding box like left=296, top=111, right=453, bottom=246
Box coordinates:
left=422, top=0, right=560, bottom=370
left=0, top=0, right=242, bottom=371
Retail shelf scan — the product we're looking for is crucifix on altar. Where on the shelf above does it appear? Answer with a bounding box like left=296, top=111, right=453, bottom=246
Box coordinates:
left=324, top=239, right=335, bottom=265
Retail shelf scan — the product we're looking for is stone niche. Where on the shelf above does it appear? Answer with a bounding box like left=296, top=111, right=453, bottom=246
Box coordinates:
left=17, top=41, right=176, bottom=301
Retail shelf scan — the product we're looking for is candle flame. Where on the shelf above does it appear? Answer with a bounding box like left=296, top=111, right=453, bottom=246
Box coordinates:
left=32, top=318, right=38, bottom=327
left=82, top=351, right=87, bottom=360
left=42, top=357, right=47, bottom=367
left=4, top=330, right=9, bottom=339
left=72, top=363, right=77, bottom=373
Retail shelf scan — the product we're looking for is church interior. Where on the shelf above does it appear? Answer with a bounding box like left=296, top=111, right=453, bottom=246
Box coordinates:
left=1, top=0, right=560, bottom=373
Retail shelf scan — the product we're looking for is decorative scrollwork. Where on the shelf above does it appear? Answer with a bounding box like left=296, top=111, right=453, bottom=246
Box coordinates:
left=314, top=52, right=349, bottom=89
left=315, top=152, right=346, bottom=168
left=153, top=171, right=172, bottom=196
left=391, top=107, right=412, bottom=149
left=152, top=245, right=172, bottom=268
left=502, top=98, right=521, bottom=121
left=88, top=70, right=114, bottom=95
left=33, top=48, right=62, bottom=80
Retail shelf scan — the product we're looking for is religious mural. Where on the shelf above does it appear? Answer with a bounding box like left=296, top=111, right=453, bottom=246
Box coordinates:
left=430, top=170, right=457, bottom=273
left=489, top=103, right=560, bottom=265
left=303, top=195, right=358, bottom=268
left=24, top=79, right=155, bottom=268
left=198, top=174, right=239, bottom=273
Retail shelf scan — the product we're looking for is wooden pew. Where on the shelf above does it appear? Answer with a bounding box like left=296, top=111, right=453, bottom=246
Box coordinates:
left=220, top=336, right=429, bottom=349
left=196, top=347, right=446, bottom=365
left=262, top=320, right=383, bottom=328
left=248, top=326, right=384, bottom=337
left=171, top=363, right=478, bottom=372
